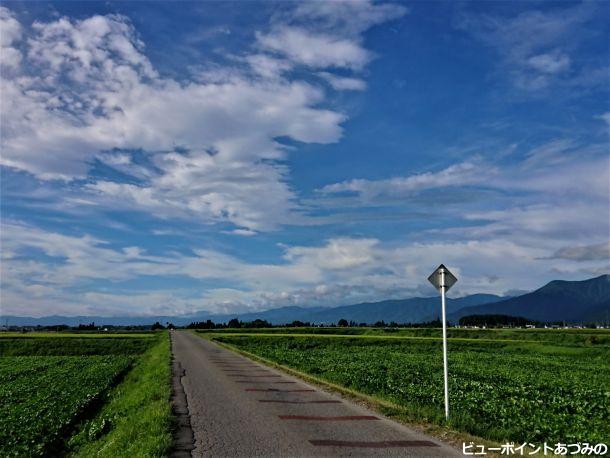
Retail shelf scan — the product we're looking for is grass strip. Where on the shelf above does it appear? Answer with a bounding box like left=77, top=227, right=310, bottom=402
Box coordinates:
left=68, top=333, right=173, bottom=458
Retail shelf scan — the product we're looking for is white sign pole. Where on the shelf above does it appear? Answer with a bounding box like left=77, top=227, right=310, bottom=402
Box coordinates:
left=440, top=267, right=449, bottom=420
left=427, top=263, right=456, bottom=421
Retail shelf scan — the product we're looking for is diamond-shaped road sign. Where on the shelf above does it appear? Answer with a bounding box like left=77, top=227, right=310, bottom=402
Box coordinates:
left=428, top=264, right=457, bottom=292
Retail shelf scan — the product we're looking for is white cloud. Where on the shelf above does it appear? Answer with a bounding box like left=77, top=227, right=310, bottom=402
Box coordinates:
left=88, top=152, right=299, bottom=231
left=2, top=214, right=607, bottom=316
left=321, top=161, right=491, bottom=199
left=257, top=1, right=406, bottom=71
left=283, top=238, right=378, bottom=270
left=289, top=1, right=408, bottom=36
left=224, top=229, right=258, bottom=237
left=527, top=51, right=570, bottom=74
left=0, top=4, right=407, bottom=231
left=0, top=11, right=350, bottom=230
left=0, top=7, right=22, bottom=69
left=318, top=72, right=366, bottom=91
left=318, top=139, right=609, bottom=279
left=322, top=139, right=608, bottom=203
left=257, top=26, right=371, bottom=70
left=244, top=54, right=293, bottom=79
left=0, top=7, right=21, bottom=46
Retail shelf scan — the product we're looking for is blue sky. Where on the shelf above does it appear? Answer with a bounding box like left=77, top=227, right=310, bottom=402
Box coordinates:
left=1, top=1, right=608, bottom=317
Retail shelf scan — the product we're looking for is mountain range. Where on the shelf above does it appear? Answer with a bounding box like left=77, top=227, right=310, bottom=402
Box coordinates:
left=449, top=274, right=610, bottom=324
left=3, top=274, right=609, bottom=327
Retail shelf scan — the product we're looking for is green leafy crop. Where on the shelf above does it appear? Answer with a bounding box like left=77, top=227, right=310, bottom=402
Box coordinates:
left=0, top=355, right=131, bottom=456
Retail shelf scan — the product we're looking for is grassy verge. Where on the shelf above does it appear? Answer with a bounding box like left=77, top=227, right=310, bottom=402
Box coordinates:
left=68, top=333, right=173, bottom=457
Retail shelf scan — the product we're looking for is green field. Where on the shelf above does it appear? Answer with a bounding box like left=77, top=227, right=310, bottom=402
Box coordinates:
left=0, top=335, right=155, bottom=356
left=0, top=332, right=171, bottom=457
left=207, top=329, right=610, bottom=445
left=197, top=326, right=610, bottom=345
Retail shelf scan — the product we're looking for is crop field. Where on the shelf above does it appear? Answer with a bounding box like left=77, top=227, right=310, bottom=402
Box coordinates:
left=0, top=334, right=155, bottom=356
left=0, top=333, right=164, bottom=457
left=197, top=326, right=610, bottom=345
left=208, top=329, right=610, bottom=446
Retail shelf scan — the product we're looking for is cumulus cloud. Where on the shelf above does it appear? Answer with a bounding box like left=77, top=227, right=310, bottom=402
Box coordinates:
left=0, top=10, right=349, bottom=230
left=283, top=238, right=379, bottom=270
left=0, top=7, right=22, bottom=69
left=0, top=4, right=406, bottom=231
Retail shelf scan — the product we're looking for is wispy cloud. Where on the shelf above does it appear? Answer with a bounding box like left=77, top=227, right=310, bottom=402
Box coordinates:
left=321, top=161, right=492, bottom=200
left=456, top=3, right=605, bottom=91
left=317, top=72, right=366, bottom=91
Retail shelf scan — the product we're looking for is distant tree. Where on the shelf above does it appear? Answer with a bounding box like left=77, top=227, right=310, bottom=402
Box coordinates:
left=244, top=319, right=272, bottom=328
left=422, top=318, right=442, bottom=328
left=289, top=320, right=305, bottom=327
left=187, top=319, right=216, bottom=329
left=167, top=322, right=175, bottom=330
left=151, top=321, right=165, bottom=330
left=358, top=322, right=367, bottom=327
left=77, top=322, right=96, bottom=331
left=373, top=320, right=387, bottom=328
left=337, top=318, right=349, bottom=327
left=459, top=314, right=537, bottom=327
left=227, top=318, right=241, bottom=328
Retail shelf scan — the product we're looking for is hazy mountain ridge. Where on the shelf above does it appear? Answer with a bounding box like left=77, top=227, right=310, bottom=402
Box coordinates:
left=449, top=274, right=610, bottom=324
left=4, top=275, right=609, bottom=326
left=3, top=295, right=501, bottom=326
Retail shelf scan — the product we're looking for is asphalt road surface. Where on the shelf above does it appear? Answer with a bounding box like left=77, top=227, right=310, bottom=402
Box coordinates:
left=171, top=330, right=461, bottom=457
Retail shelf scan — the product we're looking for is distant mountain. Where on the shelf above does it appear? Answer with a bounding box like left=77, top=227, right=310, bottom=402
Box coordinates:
left=581, top=299, right=610, bottom=323
left=3, top=295, right=501, bottom=327
left=5, top=275, right=608, bottom=327
left=450, top=274, right=610, bottom=324
left=1, top=314, right=183, bottom=327
left=293, top=294, right=503, bottom=325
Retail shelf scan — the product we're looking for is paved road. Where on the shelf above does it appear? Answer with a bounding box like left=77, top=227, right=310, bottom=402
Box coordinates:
left=171, top=331, right=461, bottom=457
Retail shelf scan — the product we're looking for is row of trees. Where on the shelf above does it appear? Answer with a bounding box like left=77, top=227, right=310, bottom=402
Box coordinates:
left=458, top=314, right=537, bottom=327
left=186, top=317, right=446, bottom=329
left=186, top=318, right=272, bottom=329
